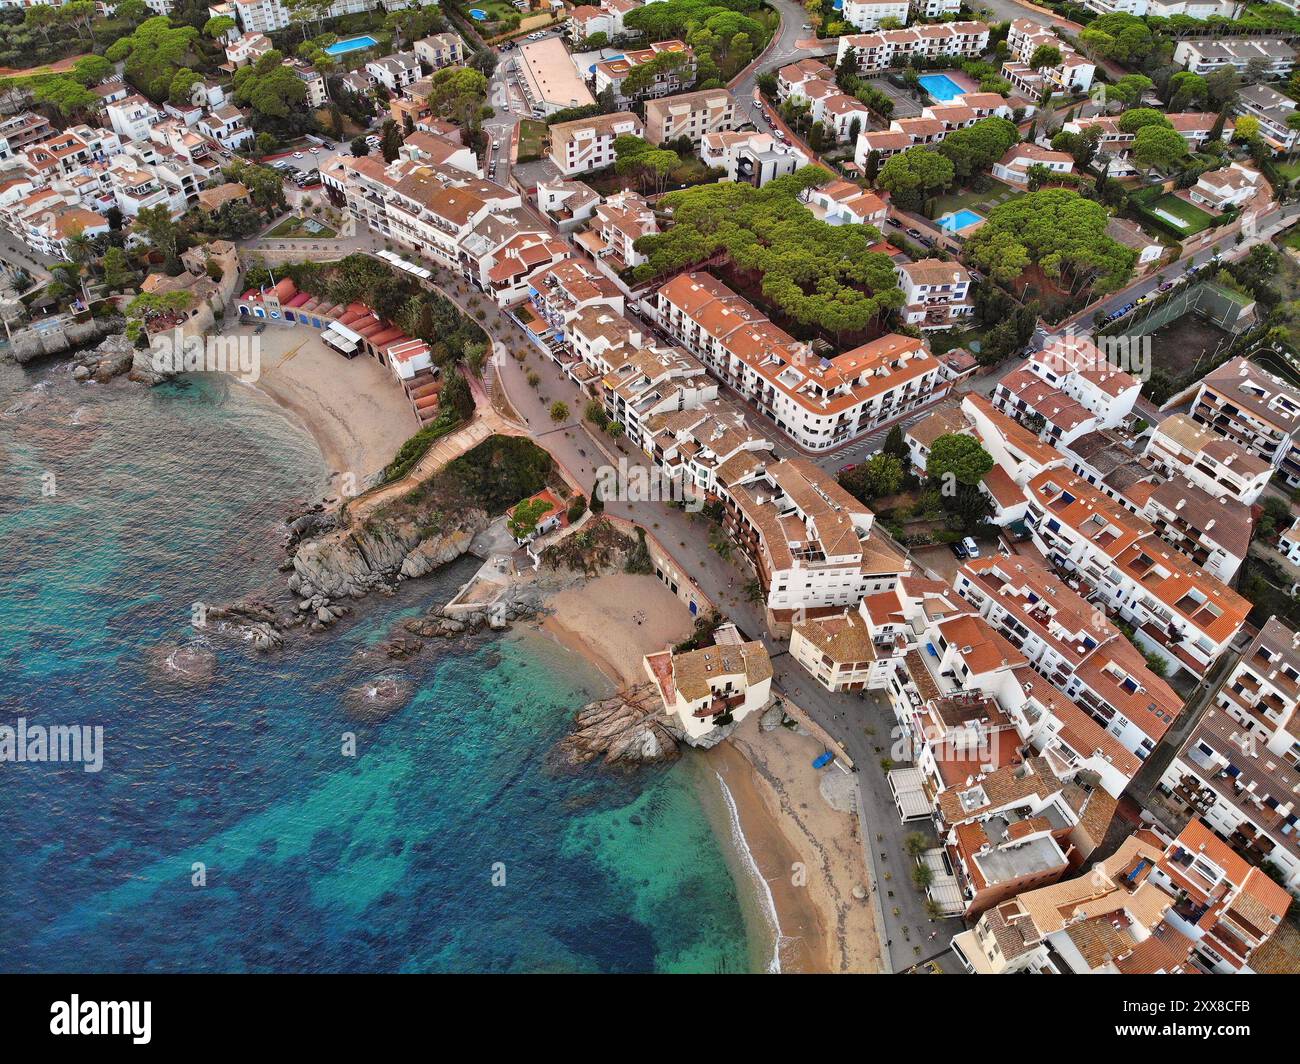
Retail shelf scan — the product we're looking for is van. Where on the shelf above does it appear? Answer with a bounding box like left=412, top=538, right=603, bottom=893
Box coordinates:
left=961, top=537, right=980, bottom=558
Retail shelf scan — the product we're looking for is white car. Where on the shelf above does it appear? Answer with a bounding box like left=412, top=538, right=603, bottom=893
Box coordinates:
left=293, top=151, right=303, bottom=159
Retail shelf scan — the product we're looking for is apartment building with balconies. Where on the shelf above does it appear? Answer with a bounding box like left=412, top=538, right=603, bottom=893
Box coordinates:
left=413, top=32, right=465, bottom=73
left=642, top=402, right=775, bottom=499
left=952, top=552, right=1184, bottom=765
left=602, top=344, right=718, bottom=446
left=1190, top=355, right=1300, bottom=487
left=643, top=88, right=736, bottom=146
left=1235, top=83, right=1298, bottom=154
left=644, top=623, right=773, bottom=743
left=896, top=258, right=974, bottom=331
left=548, top=111, right=644, bottom=176
left=366, top=52, right=423, bottom=93
left=1004, top=18, right=1096, bottom=95
left=1024, top=468, right=1251, bottom=681
left=951, top=832, right=1181, bottom=974
left=841, top=0, right=911, bottom=30
left=701, top=130, right=810, bottom=186
left=1173, top=36, right=1296, bottom=77
left=1157, top=706, right=1300, bottom=893
left=715, top=456, right=911, bottom=632
left=934, top=756, right=1110, bottom=918
left=322, top=151, right=561, bottom=302
left=591, top=41, right=695, bottom=106
left=577, top=188, right=656, bottom=269
left=652, top=271, right=947, bottom=452
left=1141, top=476, right=1252, bottom=583
left=834, top=21, right=990, bottom=76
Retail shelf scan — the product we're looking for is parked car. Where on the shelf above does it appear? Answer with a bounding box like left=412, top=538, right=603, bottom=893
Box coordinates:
left=961, top=536, right=980, bottom=558
left=950, top=541, right=967, bottom=559
left=293, top=151, right=304, bottom=159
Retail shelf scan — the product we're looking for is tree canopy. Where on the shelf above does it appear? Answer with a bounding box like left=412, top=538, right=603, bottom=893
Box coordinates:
left=105, top=15, right=202, bottom=102
left=965, top=188, right=1136, bottom=295
left=232, top=49, right=308, bottom=119
left=877, top=146, right=954, bottom=212
left=936, top=116, right=1019, bottom=181
left=926, top=434, right=993, bottom=486
left=630, top=167, right=904, bottom=337
left=1133, top=124, right=1189, bottom=171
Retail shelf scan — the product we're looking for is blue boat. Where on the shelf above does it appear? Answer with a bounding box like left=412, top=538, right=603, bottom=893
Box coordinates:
left=812, top=751, right=834, bottom=769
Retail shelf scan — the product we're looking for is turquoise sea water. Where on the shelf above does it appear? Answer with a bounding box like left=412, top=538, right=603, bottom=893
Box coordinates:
left=0, top=360, right=756, bottom=973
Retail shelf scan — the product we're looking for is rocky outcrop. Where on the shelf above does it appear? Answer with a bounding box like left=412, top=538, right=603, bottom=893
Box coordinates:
left=6, top=316, right=121, bottom=366
left=70, top=333, right=137, bottom=384
left=287, top=508, right=489, bottom=600
left=555, top=683, right=685, bottom=768
left=207, top=597, right=289, bottom=649
left=128, top=344, right=177, bottom=386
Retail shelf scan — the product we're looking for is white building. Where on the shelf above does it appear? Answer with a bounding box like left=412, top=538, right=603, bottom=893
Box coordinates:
left=841, top=0, right=911, bottom=31
left=1190, top=162, right=1264, bottom=211
left=367, top=52, right=423, bottom=93
left=1173, top=37, right=1296, bottom=77
left=895, top=259, right=974, bottom=331
left=642, top=88, right=736, bottom=147
left=548, top=111, right=644, bottom=176
left=1145, top=412, right=1273, bottom=505
left=834, top=21, right=990, bottom=76
left=700, top=130, right=809, bottom=187
left=1024, top=468, right=1251, bottom=682
left=653, top=271, right=949, bottom=452
left=644, top=624, right=773, bottom=743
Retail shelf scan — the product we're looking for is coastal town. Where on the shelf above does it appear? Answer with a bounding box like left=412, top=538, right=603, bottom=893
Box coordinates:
left=7, top=0, right=1300, bottom=991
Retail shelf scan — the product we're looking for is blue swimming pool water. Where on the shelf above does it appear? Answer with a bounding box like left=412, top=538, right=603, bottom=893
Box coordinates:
left=589, top=54, right=624, bottom=74
left=940, top=209, right=984, bottom=231
left=918, top=73, right=966, bottom=102
left=469, top=8, right=487, bottom=18
left=325, top=35, right=378, bottom=55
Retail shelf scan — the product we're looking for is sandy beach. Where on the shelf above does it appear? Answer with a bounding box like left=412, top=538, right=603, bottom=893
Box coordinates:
left=247, top=325, right=417, bottom=493
left=714, top=716, right=882, bottom=973
left=541, top=571, right=880, bottom=973
left=541, top=572, right=696, bottom=687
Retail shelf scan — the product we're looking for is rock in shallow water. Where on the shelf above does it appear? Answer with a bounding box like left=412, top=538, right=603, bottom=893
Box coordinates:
left=146, top=644, right=217, bottom=687
left=554, top=683, right=685, bottom=768
left=344, top=675, right=413, bottom=723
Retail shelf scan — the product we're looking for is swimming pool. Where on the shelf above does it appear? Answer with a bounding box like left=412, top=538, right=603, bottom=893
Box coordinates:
left=325, top=35, right=378, bottom=55
left=938, top=208, right=984, bottom=231
left=469, top=8, right=488, bottom=18
left=918, top=73, right=966, bottom=102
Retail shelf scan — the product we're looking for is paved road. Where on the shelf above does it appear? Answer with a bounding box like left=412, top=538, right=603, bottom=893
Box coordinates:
left=1056, top=202, right=1300, bottom=337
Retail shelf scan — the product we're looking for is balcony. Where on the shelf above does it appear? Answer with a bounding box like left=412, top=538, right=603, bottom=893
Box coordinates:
left=694, top=691, right=745, bottom=719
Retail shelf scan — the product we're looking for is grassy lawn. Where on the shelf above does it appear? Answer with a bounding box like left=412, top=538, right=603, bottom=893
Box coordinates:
left=460, top=0, right=517, bottom=22
left=517, top=118, right=547, bottom=162
left=265, top=215, right=338, bottom=239
left=1142, top=193, right=1216, bottom=235
left=1275, top=157, right=1300, bottom=182
left=928, top=182, right=1024, bottom=221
